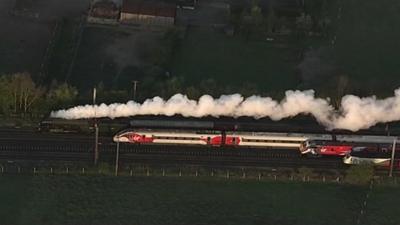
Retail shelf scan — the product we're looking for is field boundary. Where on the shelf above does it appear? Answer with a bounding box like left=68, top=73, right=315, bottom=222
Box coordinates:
left=0, top=163, right=398, bottom=186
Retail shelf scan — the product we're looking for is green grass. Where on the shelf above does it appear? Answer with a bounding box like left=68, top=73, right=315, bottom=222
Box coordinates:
left=333, top=0, right=400, bottom=95
left=0, top=176, right=34, bottom=225
left=46, top=17, right=80, bottom=83
left=69, top=27, right=121, bottom=91
left=2, top=175, right=397, bottom=225
left=171, top=27, right=301, bottom=94
left=364, top=186, right=400, bottom=225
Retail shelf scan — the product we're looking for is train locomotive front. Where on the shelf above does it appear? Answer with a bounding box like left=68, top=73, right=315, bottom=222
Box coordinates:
left=343, top=144, right=400, bottom=167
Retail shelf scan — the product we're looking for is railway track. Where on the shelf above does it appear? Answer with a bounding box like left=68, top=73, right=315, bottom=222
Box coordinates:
left=0, top=129, right=390, bottom=171
left=0, top=139, right=300, bottom=156
left=0, top=142, right=344, bottom=169
left=0, top=128, right=345, bottom=169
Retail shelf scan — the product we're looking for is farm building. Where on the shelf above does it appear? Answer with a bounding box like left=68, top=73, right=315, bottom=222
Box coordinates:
left=87, top=0, right=121, bottom=25
left=120, top=0, right=176, bottom=27
left=177, top=0, right=197, bottom=10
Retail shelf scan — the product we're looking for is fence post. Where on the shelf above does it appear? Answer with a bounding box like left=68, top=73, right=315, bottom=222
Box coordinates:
left=211, top=170, right=214, bottom=177
left=258, top=173, right=262, bottom=181
left=33, top=167, right=36, bottom=174
left=242, top=172, right=246, bottom=179
left=274, top=174, right=277, bottom=181
left=179, top=170, right=182, bottom=177
left=18, top=166, right=21, bottom=174
left=50, top=168, right=53, bottom=174
left=1, top=166, right=3, bottom=174
left=226, top=170, right=230, bottom=179
left=146, top=169, right=150, bottom=176
left=162, top=169, right=165, bottom=176
left=82, top=168, right=85, bottom=174
left=66, top=167, right=69, bottom=174
left=323, top=176, right=326, bottom=182
left=130, top=170, right=133, bottom=176
left=195, top=170, right=198, bottom=177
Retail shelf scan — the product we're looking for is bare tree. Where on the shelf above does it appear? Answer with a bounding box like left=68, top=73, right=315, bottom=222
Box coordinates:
left=9, top=72, right=45, bottom=114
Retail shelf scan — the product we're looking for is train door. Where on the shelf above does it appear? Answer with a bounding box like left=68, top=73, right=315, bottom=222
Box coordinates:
left=221, top=131, right=226, bottom=146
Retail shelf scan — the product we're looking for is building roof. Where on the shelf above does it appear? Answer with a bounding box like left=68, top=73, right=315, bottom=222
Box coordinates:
left=90, top=0, right=120, bottom=18
left=122, top=0, right=176, bottom=18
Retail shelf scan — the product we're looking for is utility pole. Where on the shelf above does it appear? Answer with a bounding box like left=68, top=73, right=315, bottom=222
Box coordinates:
left=389, top=138, right=397, bottom=177
left=115, top=141, right=120, bottom=176
left=132, top=80, right=138, bottom=101
left=386, top=124, right=390, bottom=136
left=93, top=87, right=99, bottom=165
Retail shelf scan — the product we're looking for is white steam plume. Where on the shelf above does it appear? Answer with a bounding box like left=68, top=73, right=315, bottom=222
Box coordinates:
left=51, top=88, right=400, bottom=131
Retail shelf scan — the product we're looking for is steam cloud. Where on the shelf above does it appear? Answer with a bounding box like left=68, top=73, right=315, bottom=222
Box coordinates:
left=51, top=89, right=400, bottom=131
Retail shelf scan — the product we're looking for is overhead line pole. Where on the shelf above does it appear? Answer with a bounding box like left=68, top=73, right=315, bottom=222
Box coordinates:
left=389, top=138, right=396, bottom=177
left=93, top=87, right=99, bottom=165
left=132, top=80, right=138, bottom=101
left=115, top=140, right=120, bottom=176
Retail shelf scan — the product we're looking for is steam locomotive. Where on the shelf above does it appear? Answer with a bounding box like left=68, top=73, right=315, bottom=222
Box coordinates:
left=37, top=115, right=400, bottom=136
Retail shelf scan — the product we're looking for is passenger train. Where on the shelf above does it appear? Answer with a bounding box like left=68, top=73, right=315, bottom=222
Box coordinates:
left=113, top=129, right=309, bottom=149
left=114, top=129, right=398, bottom=156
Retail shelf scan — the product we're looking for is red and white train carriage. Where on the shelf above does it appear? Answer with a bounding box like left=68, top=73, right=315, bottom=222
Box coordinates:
left=113, top=129, right=308, bottom=149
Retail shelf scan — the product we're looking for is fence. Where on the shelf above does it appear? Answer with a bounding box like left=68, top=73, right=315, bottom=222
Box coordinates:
left=1, top=162, right=397, bottom=185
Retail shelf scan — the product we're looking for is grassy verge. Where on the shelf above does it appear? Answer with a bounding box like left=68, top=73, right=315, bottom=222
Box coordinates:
left=1, top=175, right=398, bottom=225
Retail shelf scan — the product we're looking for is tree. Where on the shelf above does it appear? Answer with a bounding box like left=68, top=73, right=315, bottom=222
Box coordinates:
left=239, top=0, right=265, bottom=39
left=250, top=3, right=264, bottom=30
left=295, top=13, right=313, bottom=35
left=239, top=82, right=259, bottom=97
left=163, top=76, right=185, bottom=98
left=185, top=86, right=200, bottom=99
left=9, top=72, right=45, bottom=114
left=345, top=164, right=374, bottom=185
left=199, top=78, right=218, bottom=96
left=0, top=76, right=13, bottom=115
left=47, top=82, right=78, bottom=109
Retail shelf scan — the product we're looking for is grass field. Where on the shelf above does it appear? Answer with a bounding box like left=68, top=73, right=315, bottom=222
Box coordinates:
left=171, top=27, right=301, bottom=94
left=70, top=26, right=164, bottom=92
left=1, top=175, right=399, bottom=225
left=333, top=0, right=400, bottom=95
